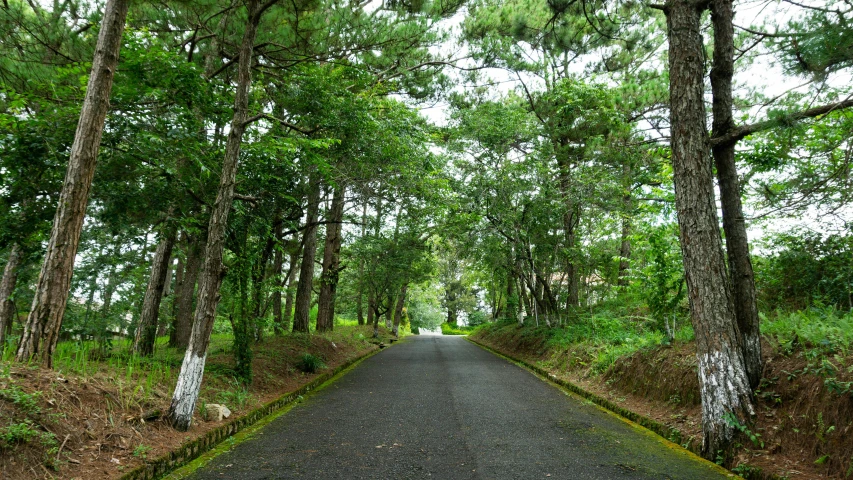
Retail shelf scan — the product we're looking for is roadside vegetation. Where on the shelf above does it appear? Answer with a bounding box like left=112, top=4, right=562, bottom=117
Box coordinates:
left=0, top=321, right=393, bottom=479
left=1, top=0, right=852, bottom=478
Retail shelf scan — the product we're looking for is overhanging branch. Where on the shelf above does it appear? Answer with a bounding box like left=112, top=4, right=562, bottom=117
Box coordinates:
left=711, top=97, right=853, bottom=147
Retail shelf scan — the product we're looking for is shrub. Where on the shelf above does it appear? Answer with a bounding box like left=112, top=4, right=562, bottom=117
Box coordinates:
left=296, top=353, right=326, bottom=373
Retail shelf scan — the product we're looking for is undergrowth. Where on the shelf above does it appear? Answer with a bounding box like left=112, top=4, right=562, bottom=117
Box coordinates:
left=441, top=323, right=477, bottom=335
left=480, top=303, right=853, bottom=378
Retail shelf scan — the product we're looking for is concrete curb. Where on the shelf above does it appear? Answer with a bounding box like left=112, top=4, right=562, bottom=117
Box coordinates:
left=120, top=344, right=385, bottom=480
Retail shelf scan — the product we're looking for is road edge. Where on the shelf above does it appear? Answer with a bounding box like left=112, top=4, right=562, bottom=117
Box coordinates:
left=119, top=343, right=390, bottom=480
left=465, top=336, right=744, bottom=479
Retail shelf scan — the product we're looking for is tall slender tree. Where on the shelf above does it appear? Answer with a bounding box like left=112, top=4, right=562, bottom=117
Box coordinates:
left=168, top=0, right=268, bottom=431
left=16, top=0, right=131, bottom=367
left=292, top=175, right=322, bottom=333
left=662, top=0, right=755, bottom=458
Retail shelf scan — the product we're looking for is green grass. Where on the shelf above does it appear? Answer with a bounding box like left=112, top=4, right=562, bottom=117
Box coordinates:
left=440, top=323, right=477, bottom=335
left=296, top=353, right=327, bottom=373
left=478, top=305, right=696, bottom=374
left=761, top=306, right=853, bottom=355
left=334, top=316, right=361, bottom=327
left=480, top=302, right=853, bottom=377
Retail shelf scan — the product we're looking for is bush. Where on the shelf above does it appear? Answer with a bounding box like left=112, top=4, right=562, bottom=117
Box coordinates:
left=467, top=310, right=488, bottom=326
left=296, top=353, right=326, bottom=373
left=440, top=323, right=475, bottom=335
left=762, top=306, right=853, bottom=355
left=756, top=229, right=853, bottom=310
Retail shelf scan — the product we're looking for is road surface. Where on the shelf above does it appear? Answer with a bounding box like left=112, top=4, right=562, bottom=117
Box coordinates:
left=184, top=336, right=732, bottom=479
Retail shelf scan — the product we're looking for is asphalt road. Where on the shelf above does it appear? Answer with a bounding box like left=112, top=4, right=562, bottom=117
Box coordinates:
left=184, top=336, right=733, bottom=479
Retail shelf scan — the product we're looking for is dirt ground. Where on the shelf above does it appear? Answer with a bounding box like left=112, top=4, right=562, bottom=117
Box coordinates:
left=0, top=326, right=389, bottom=480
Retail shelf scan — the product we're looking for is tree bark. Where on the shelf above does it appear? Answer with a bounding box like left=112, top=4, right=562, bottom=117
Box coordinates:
left=385, top=294, right=393, bottom=329
left=168, top=0, right=263, bottom=431
left=272, top=221, right=284, bottom=334
left=101, top=264, right=117, bottom=325
left=250, top=229, right=275, bottom=342
left=665, top=0, right=755, bottom=459
left=133, top=229, right=176, bottom=356
left=281, top=247, right=299, bottom=332
left=371, top=299, right=381, bottom=338
left=157, top=255, right=176, bottom=338
left=292, top=176, right=322, bottom=333
left=171, top=233, right=203, bottom=349
left=555, top=150, right=581, bottom=308
left=618, top=162, right=633, bottom=287
left=0, top=244, right=23, bottom=353
left=356, top=199, right=367, bottom=325
left=316, top=185, right=345, bottom=332
left=366, top=291, right=375, bottom=328
left=710, top=0, right=762, bottom=389
left=16, top=0, right=130, bottom=367
left=392, top=283, right=407, bottom=337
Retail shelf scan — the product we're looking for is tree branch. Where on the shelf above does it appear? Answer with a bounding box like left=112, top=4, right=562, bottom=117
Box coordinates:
left=711, top=97, right=853, bottom=147
left=243, top=112, right=317, bottom=135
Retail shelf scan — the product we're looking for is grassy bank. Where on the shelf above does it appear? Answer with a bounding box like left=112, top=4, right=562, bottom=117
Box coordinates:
left=0, top=323, right=397, bottom=480
left=440, top=323, right=477, bottom=335
left=471, top=308, right=853, bottom=479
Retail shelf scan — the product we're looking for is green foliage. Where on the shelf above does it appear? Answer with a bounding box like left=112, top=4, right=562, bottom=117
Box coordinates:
left=755, top=229, right=853, bottom=311
left=215, top=379, right=254, bottom=410
left=637, top=224, right=686, bottom=340
left=761, top=307, right=853, bottom=356
left=773, top=9, right=853, bottom=77
left=0, top=420, right=41, bottom=448
left=133, top=443, right=152, bottom=460
left=296, top=353, right=327, bottom=373
left=0, top=382, right=42, bottom=415
left=440, top=323, right=476, bottom=335
left=406, top=284, right=445, bottom=330
left=723, top=412, right=764, bottom=448
left=467, top=310, right=489, bottom=326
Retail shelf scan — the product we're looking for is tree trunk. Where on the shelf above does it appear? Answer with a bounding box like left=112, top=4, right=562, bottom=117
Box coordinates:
left=392, top=283, right=408, bottom=337
left=366, top=292, right=375, bottom=328
left=169, top=236, right=185, bottom=339
left=385, top=295, right=393, bottom=329
left=371, top=300, right=381, bottom=338
left=232, top=263, right=253, bottom=383
left=446, top=306, right=457, bottom=326
left=316, top=185, right=345, bottom=332
left=101, top=265, right=117, bottom=324
left=250, top=230, right=275, bottom=342
left=618, top=162, right=633, bottom=287
left=272, top=221, right=284, bottom=334
left=356, top=199, right=367, bottom=325
left=665, top=0, right=755, bottom=458
left=0, top=244, right=23, bottom=353
left=292, top=176, right=322, bottom=333
left=171, top=233, right=203, bottom=349
left=168, top=0, right=263, bottom=431
left=157, top=255, right=176, bottom=337
left=281, top=247, right=299, bottom=332
left=16, top=0, right=130, bottom=367
left=710, top=0, right=762, bottom=389
left=162, top=254, right=175, bottom=298
left=555, top=152, right=581, bottom=308
left=133, top=229, right=176, bottom=356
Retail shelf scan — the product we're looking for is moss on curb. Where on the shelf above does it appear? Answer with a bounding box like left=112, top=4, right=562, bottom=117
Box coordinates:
left=119, top=346, right=384, bottom=480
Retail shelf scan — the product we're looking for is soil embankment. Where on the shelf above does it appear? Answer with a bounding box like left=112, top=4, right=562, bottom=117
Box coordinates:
left=470, top=323, right=853, bottom=479
left=0, top=326, right=390, bottom=480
